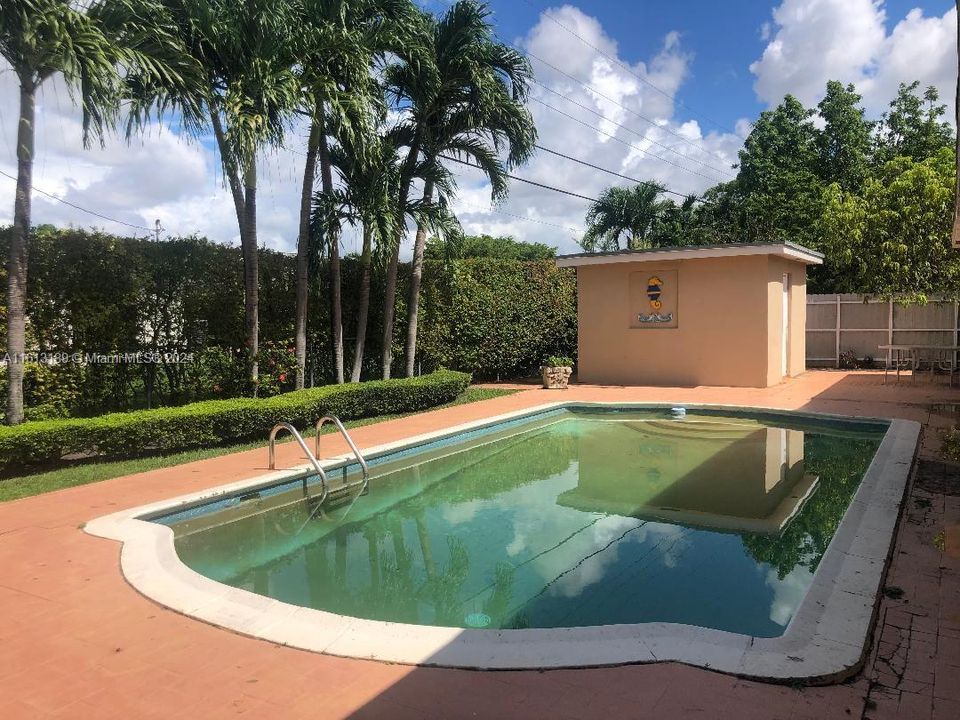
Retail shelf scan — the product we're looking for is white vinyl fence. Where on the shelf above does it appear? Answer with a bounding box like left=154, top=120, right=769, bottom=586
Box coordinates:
left=806, top=294, right=960, bottom=368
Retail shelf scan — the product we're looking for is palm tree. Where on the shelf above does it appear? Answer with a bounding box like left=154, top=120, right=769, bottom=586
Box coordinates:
left=131, top=0, right=300, bottom=389
left=293, top=0, right=422, bottom=387
left=0, top=0, right=198, bottom=424
left=320, top=126, right=459, bottom=382
left=384, top=0, right=537, bottom=378
left=208, top=0, right=300, bottom=389
left=327, top=133, right=401, bottom=383
left=127, top=0, right=300, bottom=393
left=581, top=184, right=670, bottom=252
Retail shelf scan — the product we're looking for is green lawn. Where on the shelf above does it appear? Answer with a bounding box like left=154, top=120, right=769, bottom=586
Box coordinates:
left=0, top=386, right=519, bottom=503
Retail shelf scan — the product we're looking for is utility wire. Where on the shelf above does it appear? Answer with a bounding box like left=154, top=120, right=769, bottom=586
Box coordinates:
left=534, top=144, right=696, bottom=199
left=438, top=0, right=744, bottom=169
left=456, top=199, right=581, bottom=235
left=529, top=77, right=734, bottom=180
left=441, top=153, right=708, bottom=209
left=529, top=96, right=720, bottom=183
left=522, top=0, right=747, bottom=140
left=442, top=152, right=602, bottom=202
left=288, top=134, right=697, bottom=203
left=0, top=168, right=154, bottom=232
left=526, top=51, right=737, bottom=168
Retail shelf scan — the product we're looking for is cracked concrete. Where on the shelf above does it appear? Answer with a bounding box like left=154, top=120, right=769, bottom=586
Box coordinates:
left=862, top=459, right=960, bottom=720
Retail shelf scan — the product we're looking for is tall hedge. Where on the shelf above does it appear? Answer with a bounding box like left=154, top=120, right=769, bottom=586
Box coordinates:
left=0, top=227, right=577, bottom=415
left=418, top=259, right=577, bottom=379
left=0, top=370, right=470, bottom=473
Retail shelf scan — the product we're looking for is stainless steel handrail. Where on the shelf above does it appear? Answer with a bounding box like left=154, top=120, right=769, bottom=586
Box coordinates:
left=268, top=422, right=329, bottom=505
left=316, top=414, right=370, bottom=495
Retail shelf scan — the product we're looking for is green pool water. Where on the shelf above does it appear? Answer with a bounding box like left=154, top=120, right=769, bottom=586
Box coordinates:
left=167, top=409, right=885, bottom=638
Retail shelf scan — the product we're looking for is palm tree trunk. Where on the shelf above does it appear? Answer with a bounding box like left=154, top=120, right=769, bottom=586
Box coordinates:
left=6, top=78, right=35, bottom=425
left=381, top=242, right=400, bottom=380
left=381, top=142, right=420, bottom=379
left=210, top=109, right=246, bottom=236
left=241, top=158, right=259, bottom=386
left=350, top=224, right=373, bottom=383
left=317, top=112, right=344, bottom=384
left=295, top=120, right=321, bottom=389
left=211, top=107, right=258, bottom=387
left=403, top=178, right=434, bottom=377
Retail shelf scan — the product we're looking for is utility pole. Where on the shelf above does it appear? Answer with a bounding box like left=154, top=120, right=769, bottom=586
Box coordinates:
left=153, top=219, right=164, bottom=242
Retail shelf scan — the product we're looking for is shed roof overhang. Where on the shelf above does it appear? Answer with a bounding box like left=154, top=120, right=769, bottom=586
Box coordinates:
left=555, top=241, right=824, bottom=268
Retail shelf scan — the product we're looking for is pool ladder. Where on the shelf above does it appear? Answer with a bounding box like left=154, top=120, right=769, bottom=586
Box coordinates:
left=268, top=415, right=370, bottom=512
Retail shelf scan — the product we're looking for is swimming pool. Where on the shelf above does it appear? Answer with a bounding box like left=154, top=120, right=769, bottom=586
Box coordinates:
left=85, top=403, right=919, bottom=679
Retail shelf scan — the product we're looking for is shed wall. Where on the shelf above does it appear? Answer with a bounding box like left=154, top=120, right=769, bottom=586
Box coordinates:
left=576, top=255, right=774, bottom=387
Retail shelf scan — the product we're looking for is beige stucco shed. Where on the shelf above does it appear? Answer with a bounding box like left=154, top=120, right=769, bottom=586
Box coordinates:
left=556, top=242, right=824, bottom=388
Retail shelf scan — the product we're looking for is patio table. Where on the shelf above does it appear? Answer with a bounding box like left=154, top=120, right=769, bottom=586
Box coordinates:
left=879, top=344, right=960, bottom=385
left=878, top=344, right=917, bottom=384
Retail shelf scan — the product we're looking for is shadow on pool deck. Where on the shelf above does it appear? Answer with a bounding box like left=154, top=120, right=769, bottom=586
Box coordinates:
left=1, top=370, right=959, bottom=719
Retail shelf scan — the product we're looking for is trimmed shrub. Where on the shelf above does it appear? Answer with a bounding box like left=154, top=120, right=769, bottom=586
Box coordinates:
left=0, top=370, right=470, bottom=473
left=417, top=259, right=577, bottom=379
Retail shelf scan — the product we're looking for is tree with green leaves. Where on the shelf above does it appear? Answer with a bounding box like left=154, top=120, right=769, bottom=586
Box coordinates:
left=0, top=0, right=198, bottom=424
left=650, top=195, right=700, bottom=247
left=680, top=181, right=756, bottom=245
left=580, top=183, right=669, bottom=251
left=736, top=94, right=823, bottom=246
left=322, top=133, right=400, bottom=384
left=380, top=0, right=537, bottom=379
left=818, top=147, right=958, bottom=298
left=952, top=2, right=960, bottom=251
left=425, top=234, right=556, bottom=260
left=875, top=81, right=954, bottom=165
left=816, top=81, right=874, bottom=192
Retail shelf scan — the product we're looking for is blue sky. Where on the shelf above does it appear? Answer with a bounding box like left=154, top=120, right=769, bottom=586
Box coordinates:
left=2, top=1, right=958, bottom=254
left=427, top=0, right=956, bottom=132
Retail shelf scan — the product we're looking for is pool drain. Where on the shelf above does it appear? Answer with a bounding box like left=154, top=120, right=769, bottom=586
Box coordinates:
left=464, top=612, right=491, bottom=628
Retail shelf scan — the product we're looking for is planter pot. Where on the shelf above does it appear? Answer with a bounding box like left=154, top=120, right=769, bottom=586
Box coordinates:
left=541, top=366, right=572, bottom=389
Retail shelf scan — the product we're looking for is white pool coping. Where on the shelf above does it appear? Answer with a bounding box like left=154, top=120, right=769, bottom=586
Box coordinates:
left=83, top=402, right=920, bottom=682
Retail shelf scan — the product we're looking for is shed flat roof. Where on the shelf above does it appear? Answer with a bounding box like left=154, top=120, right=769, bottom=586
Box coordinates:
left=555, top=241, right=824, bottom=267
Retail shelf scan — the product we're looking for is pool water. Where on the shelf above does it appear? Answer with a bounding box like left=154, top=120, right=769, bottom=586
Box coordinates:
left=165, top=409, right=885, bottom=638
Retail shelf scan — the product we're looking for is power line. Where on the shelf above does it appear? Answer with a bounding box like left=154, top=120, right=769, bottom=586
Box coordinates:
left=456, top=200, right=581, bottom=234
left=534, top=144, right=697, bottom=200
left=446, top=155, right=601, bottom=203
left=0, top=168, right=154, bottom=232
left=292, top=137, right=704, bottom=214
left=526, top=51, right=736, bottom=168
left=442, top=153, right=706, bottom=211
left=529, top=77, right=734, bottom=180
left=522, top=1, right=746, bottom=140
left=529, top=96, right=721, bottom=183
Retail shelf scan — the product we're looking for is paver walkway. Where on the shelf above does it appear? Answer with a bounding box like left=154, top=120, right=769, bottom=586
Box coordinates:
left=1, top=371, right=959, bottom=719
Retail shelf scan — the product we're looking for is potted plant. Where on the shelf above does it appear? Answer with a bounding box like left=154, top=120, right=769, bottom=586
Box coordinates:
left=541, top=356, right=573, bottom=389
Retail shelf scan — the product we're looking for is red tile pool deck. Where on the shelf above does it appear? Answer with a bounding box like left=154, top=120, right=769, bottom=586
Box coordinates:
left=2, top=370, right=959, bottom=719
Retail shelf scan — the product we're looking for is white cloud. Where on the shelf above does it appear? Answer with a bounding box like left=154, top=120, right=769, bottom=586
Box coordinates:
left=764, top=565, right=813, bottom=627
left=750, top=0, right=957, bottom=118
left=0, top=67, right=358, bottom=254
left=453, top=5, right=742, bottom=254
left=1, top=5, right=746, bottom=256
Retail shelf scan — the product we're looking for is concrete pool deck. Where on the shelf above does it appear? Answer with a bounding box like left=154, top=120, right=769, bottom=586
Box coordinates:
left=2, top=370, right=960, bottom=719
